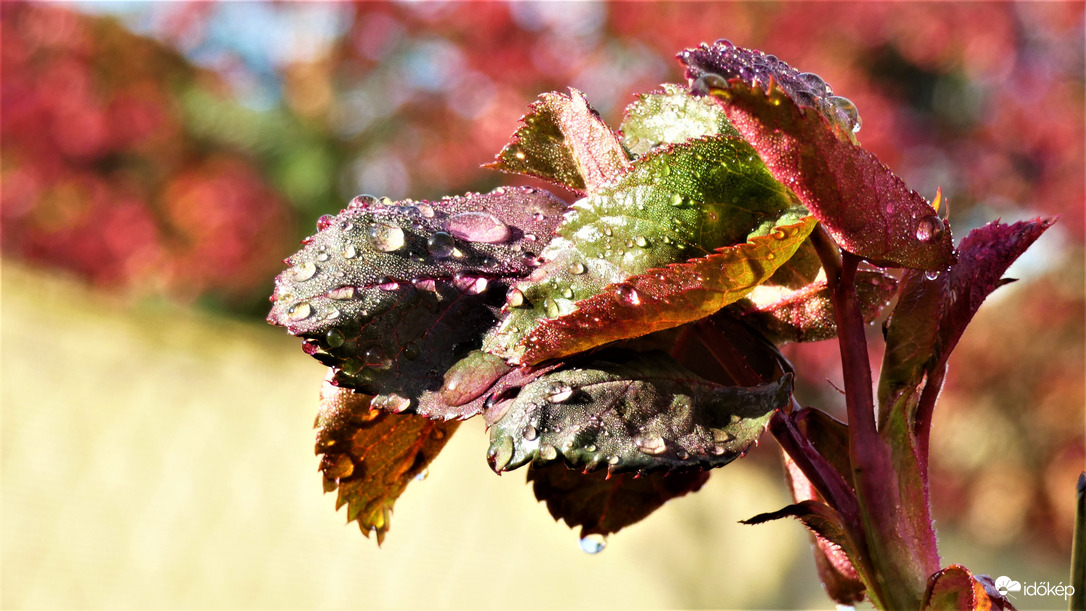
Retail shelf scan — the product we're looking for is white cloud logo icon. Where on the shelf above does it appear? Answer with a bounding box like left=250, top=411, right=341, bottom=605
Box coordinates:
left=995, top=576, right=1022, bottom=597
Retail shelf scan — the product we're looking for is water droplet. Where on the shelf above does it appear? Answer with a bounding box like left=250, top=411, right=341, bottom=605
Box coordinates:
left=287, top=302, right=312, bottom=322
left=325, top=328, right=345, bottom=348
left=403, top=342, right=421, bottom=360
left=440, top=351, right=511, bottom=406
left=373, top=393, right=411, bottom=413
left=579, top=533, right=607, bottom=554
left=293, top=261, right=318, bottom=281
left=634, top=236, right=649, bottom=248
left=414, top=468, right=429, bottom=482
left=692, top=73, right=728, bottom=95
left=635, top=434, right=666, bottom=455
left=325, top=308, right=341, bottom=321
left=416, top=203, right=435, bottom=218
left=316, top=214, right=335, bottom=231
left=327, top=286, right=356, bottom=300
left=607, top=455, right=621, bottom=465
left=342, top=244, right=359, bottom=259
left=364, top=347, right=392, bottom=369
left=561, top=287, right=574, bottom=299
left=488, top=435, right=515, bottom=472
left=925, top=270, right=941, bottom=281
left=522, top=424, right=539, bottom=441
left=427, top=232, right=456, bottom=258
left=915, top=216, right=944, bottom=243
left=669, top=192, right=684, bottom=207
left=369, top=223, right=405, bottom=252
left=505, top=287, right=527, bottom=308
left=570, top=262, right=586, bottom=275
left=545, top=381, right=574, bottom=403
left=829, top=96, right=862, bottom=133
left=538, top=444, right=558, bottom=462
left=445, top=212, right=511, bottom=244
left=614, top=284, right=641, bottom=306
left=797, top=72, right=831, bottom=97
left=544, top=298, right=560, bottom=318
left=349, top=194, right=381, bottom=209
left=315, top=252, right=330, bottom=262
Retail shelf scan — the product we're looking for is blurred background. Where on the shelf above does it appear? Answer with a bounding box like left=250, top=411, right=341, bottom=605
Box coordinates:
left=2, top=2, right=1082, bottom=609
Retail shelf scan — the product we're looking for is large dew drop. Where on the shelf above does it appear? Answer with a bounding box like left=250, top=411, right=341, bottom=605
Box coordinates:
left=915, top=216, right=944, bottom=243
left=579, top=533, right=607, bottom=554
left=369, top=223, right=405, bottom=252
left=545, top=381, right=574, bottom=403
left=427, top=231, right=456, bottom=258
left=829, top=96, right=862, bottom=133
left=445, top=212, right=511, bottom=244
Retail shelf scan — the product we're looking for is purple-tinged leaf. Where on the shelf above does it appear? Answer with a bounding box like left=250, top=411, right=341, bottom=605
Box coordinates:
left=314, top=375, right=459, bottom=544
left=516, top=216, right=818, bottom=365
left=486, top=88, right=630, bottom=194
left=680, top=42, right=956, bottom=271
left=739, top=270, right=897, bottom=344
left=742, top=500, right=859, bottom=567
left=527, top=464, right=710, bottom=539
left=268, top=187, right=567, bottom=419
left=486, top=350, right=792, bottom=475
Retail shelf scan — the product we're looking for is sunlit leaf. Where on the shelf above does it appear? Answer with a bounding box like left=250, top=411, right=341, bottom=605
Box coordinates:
left=315, top=376, right=459, bottom=544
left=268, top=188, right=567, bottom=419
left=518, top=215, right=818, bottom=365
left=527, top=464, right=710, bottom=538
left=680, top=41, right=956, bottom=271
left=739, top=270, right=897, bottom=344
left=484, top=137, right=804, bottom=363
left=486, top=88, right=630, bottom=194
left=486, top=350, right=792, bottom=474
left=921, top=565, right=1012, bottom=611
left=620, top=83, right=740, bottom=157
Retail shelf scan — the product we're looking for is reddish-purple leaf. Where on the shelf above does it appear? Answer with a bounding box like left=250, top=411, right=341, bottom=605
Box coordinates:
left=740, top=270, right=898, bottom=344
left=486, top=88, right=630, bottom=194
left=921, top=565, right=1016, bottom=611
left=527, top=464, right=711, bottom=539
left=314, top=376, right=459, bottom=544
left=517, top=216, right=818, bottom=365
left=679, top=41, right=956, bottom=271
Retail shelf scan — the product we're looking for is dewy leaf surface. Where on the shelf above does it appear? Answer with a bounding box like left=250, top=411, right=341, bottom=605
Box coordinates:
left=268, top=187, right=567, bottom=419
left=519, top=215, right=818, bottom=365
left=486, top=350, right=792, bottom=474
left=680, top=41, right=956, bottom=271
left=620, top=83, right=740, bottom=157
left=527, top=464, right=710, bottom=538
left=739, top=270, right=898, bottom=344
left=484, top=137, right=804, bottom=363
left=315, top=376, right=459, bottom=544
left=487, top=88, right=630, bottom=194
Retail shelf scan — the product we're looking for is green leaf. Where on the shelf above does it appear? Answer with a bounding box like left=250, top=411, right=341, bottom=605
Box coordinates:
left=314, top=377, right=459, bottom=544
left=527, top=464, right=710, bottom=538
left=485, top=350, right=792, bottom=474
left=739, top=270, right=898, bottom=344
left=517, top=215, right=818, bottom=365
left=484, top=137, right=805, bottom=363
left=620, top=83, right=740, bottom=156
left=486, top=88, right=630, bottom=194
left=267, top=188, right=568, bottom=419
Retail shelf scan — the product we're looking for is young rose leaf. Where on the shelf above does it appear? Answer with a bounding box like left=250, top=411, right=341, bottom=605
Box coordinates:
left=739, top=270, right=898, bottom=344
left=315, top=376, right=459, bottom=544
left=484, top=136, right=805, bottom=363
left=527, top=463, right=710, bottom=539
left=921, top=566, right=1015, bottom=611
left=680, top=42, right=955, bottom=271
left=486, top=88, right=630, bottom=194
left=620, top=83, right=740, bottom=157
left=268, top=187, right=567, bottom=419
left=486, top=350, right=793, bottom=474
left=878, top=218, right=1054, bottom=421
left=518, top=215, right=818, bottom=365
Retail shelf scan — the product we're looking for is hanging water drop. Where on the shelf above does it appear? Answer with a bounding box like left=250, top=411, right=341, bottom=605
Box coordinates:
left=445, top=212, right=511, bottom=244
left=488, top=435, right=515, bottom=472
left=538, top=444, right=558, bottom=461
left=369, top=223, right=405, bottom=252
left=829, top=96, right=862, bottom=133
left=579, top=533, right=607, bottom=554
left=427, top=232, right=456, bottom=258
left=414, top=468, right=429, bottom=482
left=692, top=73, right=728, bottom=95
left=545, top=381, right=574, bottom=403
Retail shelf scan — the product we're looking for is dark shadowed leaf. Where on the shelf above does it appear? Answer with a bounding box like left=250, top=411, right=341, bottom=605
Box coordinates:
left=517, top=216, right=818, bottom=365
left=527, top=464, right=710, bottom=538
left=680, top=42, right=956, bottom=271
left=484, top=137, right=804, bottom=363
left=620, top=83, right=740, bottom=157
left=486, top=88, right=629, bottom=194
left=314, top=376, right=459, bottom=544
left=486, top=350, right=792, bottom=474
left=739, top=270, right=897, bottom=344
left=268, top=187, right=567, bottom=419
